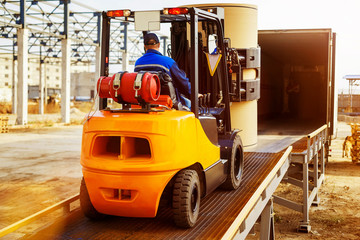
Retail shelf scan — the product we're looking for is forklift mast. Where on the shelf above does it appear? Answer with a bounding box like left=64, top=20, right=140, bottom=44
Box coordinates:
left=98, top=7, right=233, bottom=134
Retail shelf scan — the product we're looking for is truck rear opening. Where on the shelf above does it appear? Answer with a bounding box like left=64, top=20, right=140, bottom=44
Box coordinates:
left=258, top=29, right=335, bottom=136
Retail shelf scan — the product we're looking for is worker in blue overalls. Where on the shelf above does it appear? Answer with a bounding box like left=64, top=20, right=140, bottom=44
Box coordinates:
left=134, top=33, right=191, bottom=109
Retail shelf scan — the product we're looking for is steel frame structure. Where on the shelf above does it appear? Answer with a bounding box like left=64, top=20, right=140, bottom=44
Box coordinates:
left=344, top=75, right=360, bottom=111
left=0, top=0, right=153, bottom=123
left=273, top=124, right=327, bottom=232
left=0, top=0, right=147, bottom=65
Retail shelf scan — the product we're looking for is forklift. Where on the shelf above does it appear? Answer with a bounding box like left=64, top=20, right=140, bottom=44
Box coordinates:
left=80, top=6, right=251, bottom=228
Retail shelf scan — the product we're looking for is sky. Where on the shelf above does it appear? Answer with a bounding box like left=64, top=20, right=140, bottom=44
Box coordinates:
left=82, top=0, right=360, bottom=91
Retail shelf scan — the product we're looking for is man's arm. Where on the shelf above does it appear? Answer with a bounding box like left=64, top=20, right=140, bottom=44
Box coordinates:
left=170, top=62, right=191, bottom=98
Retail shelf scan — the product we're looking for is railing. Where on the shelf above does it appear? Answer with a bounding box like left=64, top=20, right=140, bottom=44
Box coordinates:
left=306, top=124, right=327, bottom=163
left=274, top=124, right=328, bottom=232
left=0, top=194, right=79, bottom=238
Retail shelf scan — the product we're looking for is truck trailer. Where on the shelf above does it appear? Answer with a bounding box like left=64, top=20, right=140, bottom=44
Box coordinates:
left=258, top=29, right=336, bottom=149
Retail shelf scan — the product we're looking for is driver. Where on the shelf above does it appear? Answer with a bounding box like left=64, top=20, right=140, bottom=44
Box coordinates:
left=134, top=33, right=191, bottom=108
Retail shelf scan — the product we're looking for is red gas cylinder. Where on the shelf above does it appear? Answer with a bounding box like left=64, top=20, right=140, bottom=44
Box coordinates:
left=97, top=72, right=161, bottom=104
left=97, top=76, right=112, bottom=97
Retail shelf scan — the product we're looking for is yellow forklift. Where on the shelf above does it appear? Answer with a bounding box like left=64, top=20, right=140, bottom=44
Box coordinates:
left=80, top=6, right=259, bottom=228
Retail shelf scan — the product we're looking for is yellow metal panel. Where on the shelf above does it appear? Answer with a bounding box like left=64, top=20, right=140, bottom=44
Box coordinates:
left=81, top=110, right=220, bottom=218
left=81, top=110, right=219, bottom=172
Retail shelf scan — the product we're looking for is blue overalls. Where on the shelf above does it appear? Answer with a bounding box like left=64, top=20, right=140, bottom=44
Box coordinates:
left=134, top=49, right=191, bottom=108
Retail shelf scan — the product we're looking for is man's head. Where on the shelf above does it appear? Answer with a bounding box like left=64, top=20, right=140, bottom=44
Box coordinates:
left=144, top=33, right=160, bottom=51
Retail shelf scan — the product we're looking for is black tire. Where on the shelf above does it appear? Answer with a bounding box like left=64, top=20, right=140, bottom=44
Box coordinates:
left=80, top=177, right=105, bottom=220
left=172, top=169, right=201, bottom=228
left=222, top=134, right=244, bottom=190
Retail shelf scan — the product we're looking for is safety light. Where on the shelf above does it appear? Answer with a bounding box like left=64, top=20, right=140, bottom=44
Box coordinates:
left=106, top=9, right=131, bottom=17
left=163, top=8, right=188, bottom=15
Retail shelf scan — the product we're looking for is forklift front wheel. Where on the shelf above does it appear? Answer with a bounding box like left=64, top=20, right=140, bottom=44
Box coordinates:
left=172, top=169, right=201, bottom=228
left=80, top=177, right=105, bottom=220
left=222, top=134, right=244, bottom=190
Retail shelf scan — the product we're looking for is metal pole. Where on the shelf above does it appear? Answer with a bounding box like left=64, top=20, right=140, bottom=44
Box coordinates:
left=190, top=9, right=199, bottom=117
left=260, top=199, right=275, bottom=240
left=93, top=12, right=102, bottom=108
left=20, top=0, right=26, bottom=28
left=121, top=22, right=129, bottom=71
left=16, top=0, right=28, bottom=125
left=313, top=136, right=319, bottom=205
left=61, top=0, right=71, bottom=123
left=63, top=0, right=69, bottom=38
left=96, top=12, right=102, bottom=45
left=301, top=159, right=310, bottom=230
left=160, top=36, right=167, bottom=56
left=16, top=28, right=29, bottom=125
left=121, top=22, right=128, bottom=52
left=39, top=45, right=44, bottom=114
left=12, top=40, right=17, bottom=115
left=44, top=61, right=47, bottom=106
left=350, top=80, right=352, bottom=112
left=99, top=12, right=110, bottom=110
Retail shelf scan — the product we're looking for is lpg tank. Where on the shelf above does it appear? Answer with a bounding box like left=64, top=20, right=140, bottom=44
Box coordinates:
left=187, top=3, right=259, bottom=147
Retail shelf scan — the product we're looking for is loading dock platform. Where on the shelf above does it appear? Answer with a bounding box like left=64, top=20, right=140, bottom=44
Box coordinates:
left=0, top=125, right=328, bottom=239
left=22, top=149, right=291, bottom=240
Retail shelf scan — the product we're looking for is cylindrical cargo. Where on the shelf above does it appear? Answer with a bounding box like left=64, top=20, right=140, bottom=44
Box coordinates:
left=187, top=3, right=259, bottom=146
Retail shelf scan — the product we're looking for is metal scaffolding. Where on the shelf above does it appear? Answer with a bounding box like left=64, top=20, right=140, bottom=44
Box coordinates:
left=0, top=0, right=147, bottom=124
left=344, top=75, right=360, bottom=112
left=0, top=0, right=151, bottom=63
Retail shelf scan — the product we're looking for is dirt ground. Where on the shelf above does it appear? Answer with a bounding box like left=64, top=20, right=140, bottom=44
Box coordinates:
left=249, top=121, right=360, bottom=239
left=0, top=117, right=359, bottom=239
left=0, top=125, right=83, bottom=239
left=0, top=103, right=90, bottom=239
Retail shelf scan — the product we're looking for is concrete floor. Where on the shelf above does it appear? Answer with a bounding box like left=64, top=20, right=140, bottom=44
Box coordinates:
left=0, top=125, right=83, bottom=236
left=0, top=125, right=83, bottom=180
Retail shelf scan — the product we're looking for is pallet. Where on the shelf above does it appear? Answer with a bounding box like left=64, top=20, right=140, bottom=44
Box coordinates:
left=0, top=116, right=9, bottom=133
left=350, top=123, right=360, bottom=163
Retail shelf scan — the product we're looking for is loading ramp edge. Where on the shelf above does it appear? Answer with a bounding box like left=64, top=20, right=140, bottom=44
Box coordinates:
left=0, top=194, right=79, bottom=238
left=222, top=146, right=292, bottom=240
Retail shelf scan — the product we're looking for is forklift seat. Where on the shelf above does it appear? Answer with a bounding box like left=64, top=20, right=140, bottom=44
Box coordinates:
left=141, top=71, right=184, bottom=110
left=198, top=115, right=218, bottom=145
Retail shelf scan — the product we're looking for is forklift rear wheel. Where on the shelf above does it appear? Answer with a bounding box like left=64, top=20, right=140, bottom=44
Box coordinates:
left=80, top=177, right=105, bottom=220
left=222, top=134, right=244, bottom=190
left=172, top=169, right=201, bottom=228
